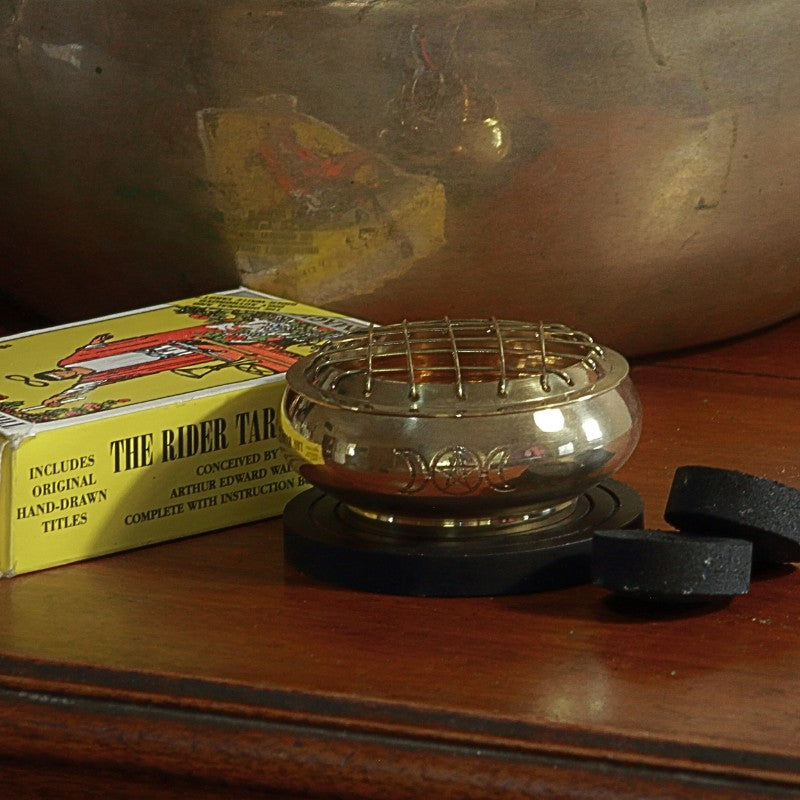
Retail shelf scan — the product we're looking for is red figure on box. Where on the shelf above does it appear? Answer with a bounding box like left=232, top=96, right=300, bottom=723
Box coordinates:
left=36, top=318, right=333, bottom=408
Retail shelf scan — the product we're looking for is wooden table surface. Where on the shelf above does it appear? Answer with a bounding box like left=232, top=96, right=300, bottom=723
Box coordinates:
left=1, top=314, right=799, bottom=799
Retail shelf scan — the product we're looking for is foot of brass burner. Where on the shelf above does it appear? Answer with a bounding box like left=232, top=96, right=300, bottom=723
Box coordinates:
left=282, top=479, right=643, bottom=597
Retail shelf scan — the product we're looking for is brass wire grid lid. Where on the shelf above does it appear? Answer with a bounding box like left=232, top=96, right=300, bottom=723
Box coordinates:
left=288, top=318, right=630, bottom=416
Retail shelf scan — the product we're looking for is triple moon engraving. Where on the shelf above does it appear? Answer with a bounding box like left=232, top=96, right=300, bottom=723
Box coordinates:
left=393, top=446, right=516, bottom=495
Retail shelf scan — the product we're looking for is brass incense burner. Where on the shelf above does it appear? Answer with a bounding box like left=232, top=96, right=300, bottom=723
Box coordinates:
left=280, top=319, right=643, bottom=595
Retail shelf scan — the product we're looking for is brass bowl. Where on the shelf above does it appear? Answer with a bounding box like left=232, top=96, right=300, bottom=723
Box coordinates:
left=280, top=319, right=641, bottom=528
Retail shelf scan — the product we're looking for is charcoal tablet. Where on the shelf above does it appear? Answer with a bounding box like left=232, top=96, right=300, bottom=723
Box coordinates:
left=665, top=465, right=800, bottom=565
left=592, top=529, right=752, bottom=603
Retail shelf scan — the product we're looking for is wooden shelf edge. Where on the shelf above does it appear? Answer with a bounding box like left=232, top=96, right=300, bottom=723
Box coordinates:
left=0, top=670, right=797, bottom=799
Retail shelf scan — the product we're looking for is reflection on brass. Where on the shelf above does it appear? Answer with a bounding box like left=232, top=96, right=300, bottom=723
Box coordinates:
left=196, top=95, right=446, bottom=301
left=2, top=2, right=800, bottom=355
left=379, top=21, right=510, bottom=167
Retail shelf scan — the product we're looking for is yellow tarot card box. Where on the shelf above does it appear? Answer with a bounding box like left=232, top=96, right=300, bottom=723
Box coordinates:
left=0, top=288, right=365, bottom=576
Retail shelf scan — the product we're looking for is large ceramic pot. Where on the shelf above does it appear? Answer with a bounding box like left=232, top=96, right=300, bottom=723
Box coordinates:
left=2, top=1, right=799, bottom=354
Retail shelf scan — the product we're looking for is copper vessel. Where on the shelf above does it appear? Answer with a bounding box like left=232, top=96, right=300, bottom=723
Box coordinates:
left=2, top=1, right=799, bottom=354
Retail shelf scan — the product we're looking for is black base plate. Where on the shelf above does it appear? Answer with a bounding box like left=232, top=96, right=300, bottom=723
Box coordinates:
left=283, top=479, right=644, bottom=596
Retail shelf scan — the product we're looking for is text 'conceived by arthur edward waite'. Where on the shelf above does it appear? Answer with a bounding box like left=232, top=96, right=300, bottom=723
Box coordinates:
left=0, top=289, right=364, bottom=576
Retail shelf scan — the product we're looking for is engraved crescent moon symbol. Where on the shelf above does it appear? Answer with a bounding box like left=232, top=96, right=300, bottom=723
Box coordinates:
left=485, top=446, right=516, bottom=493
left=392, top=448, right=431, bottom=494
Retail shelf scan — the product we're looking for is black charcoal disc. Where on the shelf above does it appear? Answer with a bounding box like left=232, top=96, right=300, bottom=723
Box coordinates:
left=282, top=479, right=643, bottom=596
left=664, top=465, right=800, bottom=565
left=592, top=529, right=753, bottom=604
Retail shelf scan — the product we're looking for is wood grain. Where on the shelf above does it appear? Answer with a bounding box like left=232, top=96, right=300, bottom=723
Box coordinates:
left=647, top=313, right=800, bottom=380
left=0, top=312, right=798, bottom=797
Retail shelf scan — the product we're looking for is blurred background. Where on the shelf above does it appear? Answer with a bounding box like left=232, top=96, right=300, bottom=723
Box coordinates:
left=2, top=0, right=799, bottom=354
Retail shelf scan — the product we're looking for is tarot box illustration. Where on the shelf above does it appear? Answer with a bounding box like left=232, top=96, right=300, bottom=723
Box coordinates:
left=0, top=288, right=364, bottom=576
